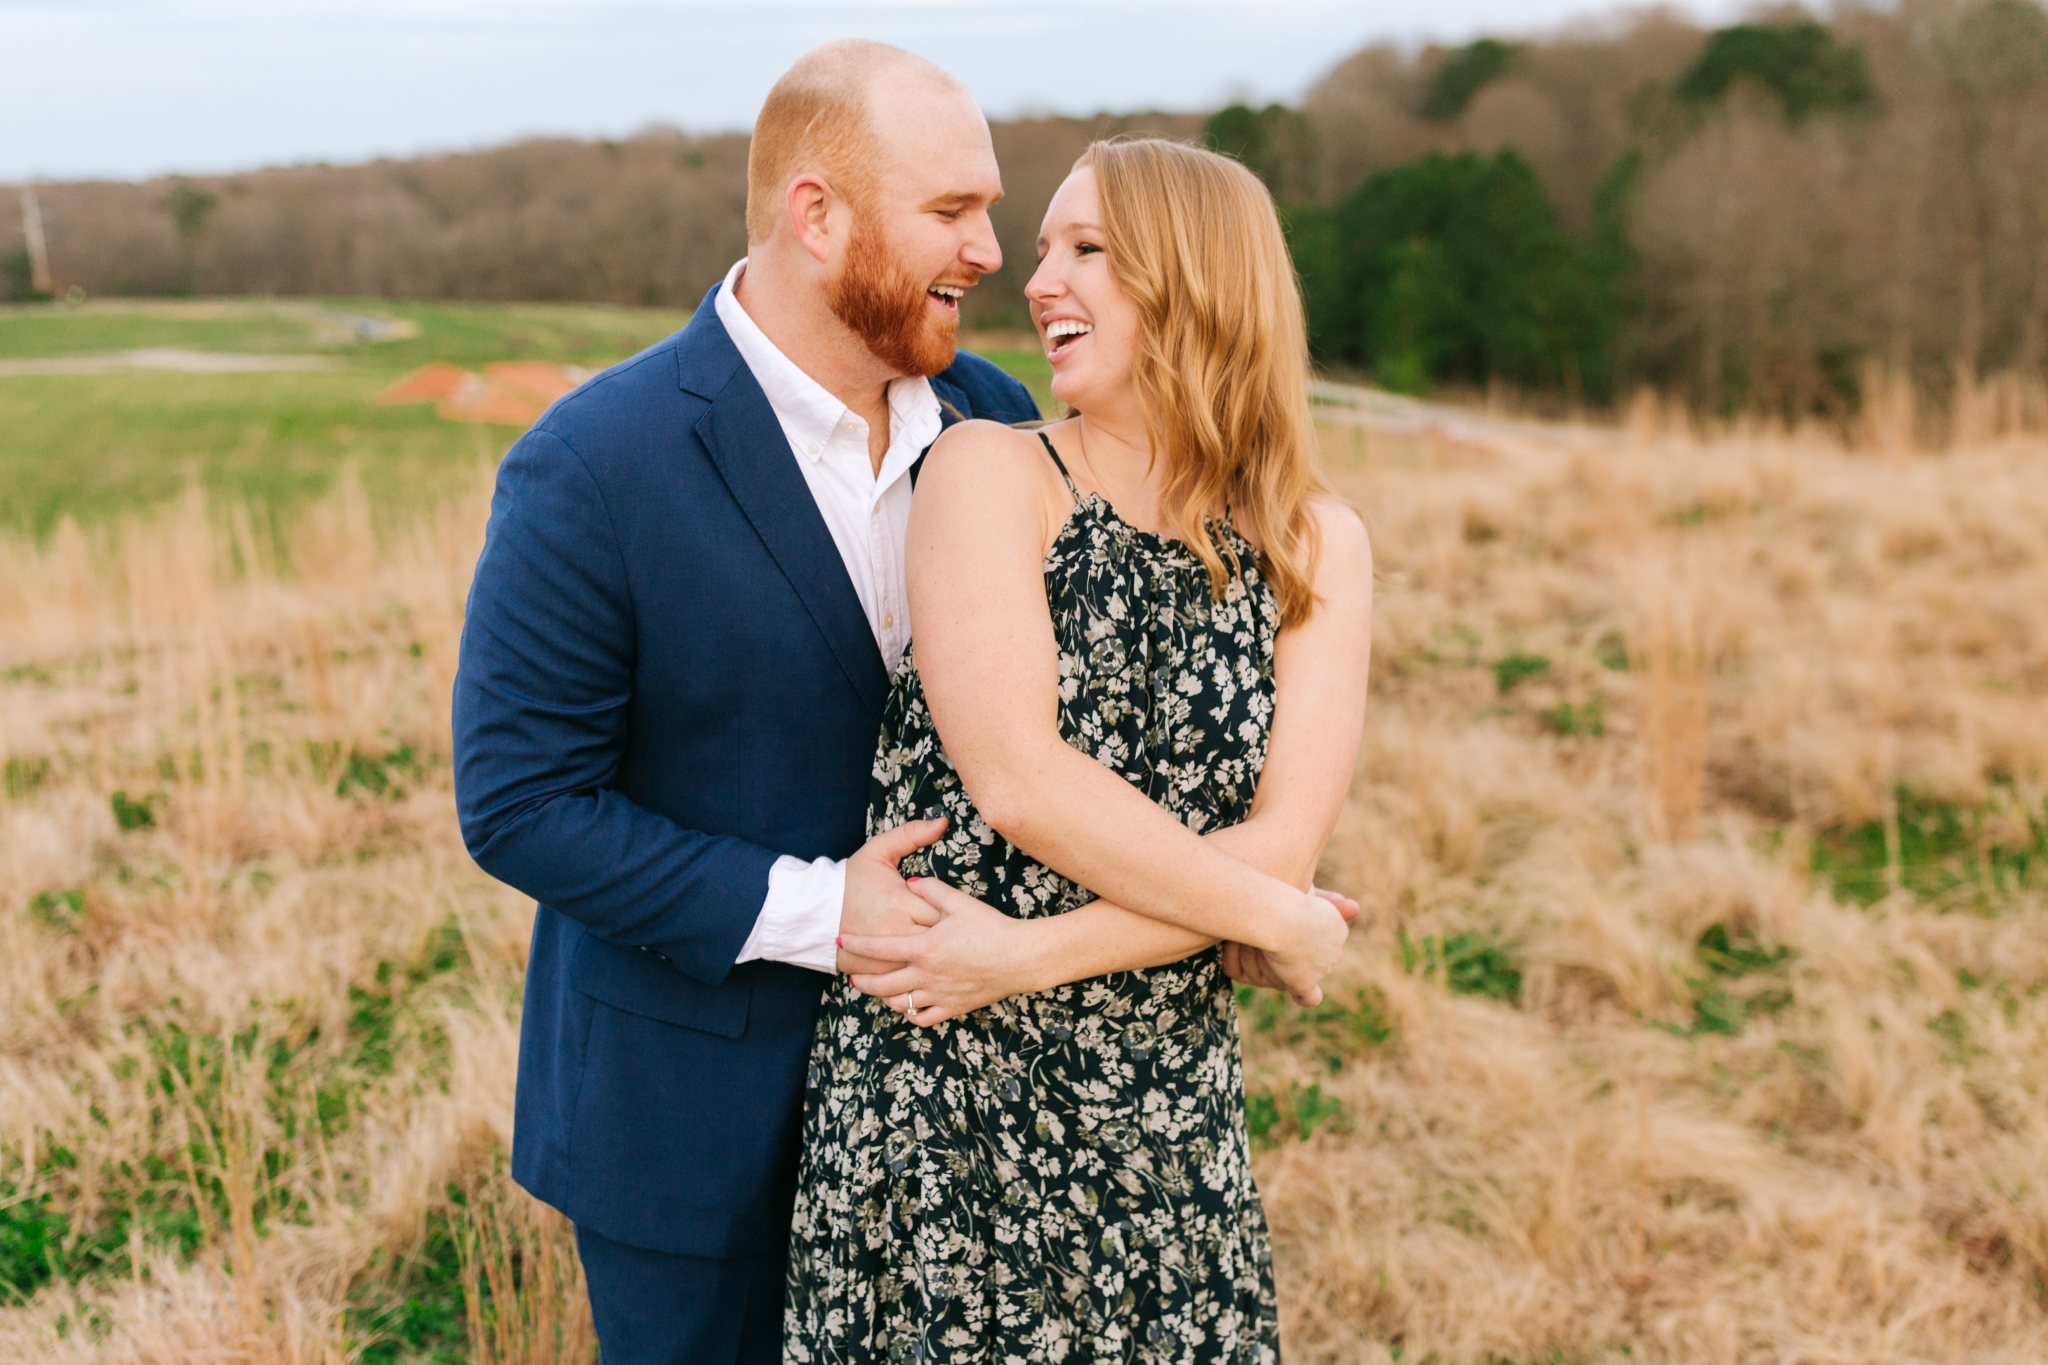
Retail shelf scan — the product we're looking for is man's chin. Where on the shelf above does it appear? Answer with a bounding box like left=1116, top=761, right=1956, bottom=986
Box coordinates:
left=899, top=321, right=960, bottom=379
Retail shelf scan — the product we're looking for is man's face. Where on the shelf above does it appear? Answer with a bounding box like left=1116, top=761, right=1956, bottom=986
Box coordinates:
left=826, top=89, right=1003, bottom=378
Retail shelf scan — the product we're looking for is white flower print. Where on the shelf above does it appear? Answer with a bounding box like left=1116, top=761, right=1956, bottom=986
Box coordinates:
left=786, top=457, right=1284, bottom=1365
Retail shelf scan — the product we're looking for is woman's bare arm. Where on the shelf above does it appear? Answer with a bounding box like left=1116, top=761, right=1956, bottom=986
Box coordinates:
left=842, top=422, right=1372, bottom=1016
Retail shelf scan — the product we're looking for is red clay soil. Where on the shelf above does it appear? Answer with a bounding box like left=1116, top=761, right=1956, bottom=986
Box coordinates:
left=375, top=362, right=469, bottom=404
left=376, top=361, right=585, bottom=425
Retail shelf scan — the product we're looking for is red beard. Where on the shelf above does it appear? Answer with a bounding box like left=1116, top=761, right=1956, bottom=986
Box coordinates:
left=828, top=217, right=962, bottom=378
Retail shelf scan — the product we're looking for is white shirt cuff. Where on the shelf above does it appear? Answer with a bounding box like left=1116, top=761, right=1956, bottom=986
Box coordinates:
left=737, top=855, right=846, bottom=975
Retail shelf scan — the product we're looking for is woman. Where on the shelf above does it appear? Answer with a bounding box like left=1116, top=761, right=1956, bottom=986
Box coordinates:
left=785, top=139, right=1375, bottom=1364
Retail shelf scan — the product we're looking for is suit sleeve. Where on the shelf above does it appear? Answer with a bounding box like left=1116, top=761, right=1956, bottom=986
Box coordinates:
left=452, top=427, right=779, bottom=986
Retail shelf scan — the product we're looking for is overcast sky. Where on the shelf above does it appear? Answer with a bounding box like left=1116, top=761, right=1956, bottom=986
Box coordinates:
left=4, top=0, right=1744, bottom=183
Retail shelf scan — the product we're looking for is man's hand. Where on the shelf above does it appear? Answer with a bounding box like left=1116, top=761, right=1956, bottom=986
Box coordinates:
left=1223, top=887, right=1361, bottom=994
left=840, top=877, right=1036, bottom=1026
left=834, top=818, right=948, bottom=976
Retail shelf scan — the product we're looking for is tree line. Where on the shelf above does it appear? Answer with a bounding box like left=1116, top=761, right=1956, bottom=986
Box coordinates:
left=6, top=1, right=2047, bottom=423
left=0, top=112, right=1200, bottom=326
left=1231, top=0, right=2048, bottom=421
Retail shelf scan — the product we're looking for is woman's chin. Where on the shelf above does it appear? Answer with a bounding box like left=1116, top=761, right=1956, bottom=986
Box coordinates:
left=1047, top=373, right=1091, bottom=412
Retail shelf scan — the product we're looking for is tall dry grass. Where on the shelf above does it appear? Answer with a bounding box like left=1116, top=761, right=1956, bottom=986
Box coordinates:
left=0, top=472, right=588, bottom=1362
left=0, top=405, right=2044, bottom=1362
left=1266, top=402, right=2048, bottom=1361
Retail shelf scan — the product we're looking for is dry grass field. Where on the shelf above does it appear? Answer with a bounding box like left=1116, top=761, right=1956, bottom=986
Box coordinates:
left=1, top=393, right=2044, bottom=1363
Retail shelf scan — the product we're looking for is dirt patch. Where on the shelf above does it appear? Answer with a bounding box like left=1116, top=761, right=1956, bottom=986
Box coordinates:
left=378, top=360, right=589, bottom=425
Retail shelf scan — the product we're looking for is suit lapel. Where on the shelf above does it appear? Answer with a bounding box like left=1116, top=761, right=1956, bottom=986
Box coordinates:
left=677, top=291, right=890, bottom=718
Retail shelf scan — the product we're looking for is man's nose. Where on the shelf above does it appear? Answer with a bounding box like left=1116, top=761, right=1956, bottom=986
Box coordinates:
left=960, top=209, right=1002, bottom=276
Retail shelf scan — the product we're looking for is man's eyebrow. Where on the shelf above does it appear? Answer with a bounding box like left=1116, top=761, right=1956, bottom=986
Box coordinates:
left=920, top=190, right=1000, bottom=211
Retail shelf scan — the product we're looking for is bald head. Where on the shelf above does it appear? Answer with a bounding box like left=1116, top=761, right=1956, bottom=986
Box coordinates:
left=745, top=40, right=977, bottom=244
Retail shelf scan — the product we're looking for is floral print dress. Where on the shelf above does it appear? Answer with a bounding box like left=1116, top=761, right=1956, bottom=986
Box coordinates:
left=785, top=435, right=1283, bottom=1365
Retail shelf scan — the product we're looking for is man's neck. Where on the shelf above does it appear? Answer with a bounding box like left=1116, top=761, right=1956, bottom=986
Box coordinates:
left=734, top=253, right=897, bottom=473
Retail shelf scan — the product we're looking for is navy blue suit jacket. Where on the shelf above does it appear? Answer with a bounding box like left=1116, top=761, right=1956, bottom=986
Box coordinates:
left=453, top=286, right=1038, bottom=1257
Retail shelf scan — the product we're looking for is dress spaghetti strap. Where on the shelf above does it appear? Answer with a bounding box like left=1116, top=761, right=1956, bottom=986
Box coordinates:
left=1035, top=431, right=1082, bottom=506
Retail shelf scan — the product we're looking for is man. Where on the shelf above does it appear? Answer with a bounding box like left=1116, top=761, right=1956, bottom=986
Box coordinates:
left=453, top=41, right=1035, bottom=1365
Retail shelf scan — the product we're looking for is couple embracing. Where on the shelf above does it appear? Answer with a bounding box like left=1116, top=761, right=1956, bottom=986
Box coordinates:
left=453, top=38, right=1373, bottom=1365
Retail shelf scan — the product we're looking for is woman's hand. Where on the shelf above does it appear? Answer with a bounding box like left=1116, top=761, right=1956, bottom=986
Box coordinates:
left=1223, top=887, right=1360, bottom=995
left=840, top=878, right=1042, bottom=1026
left=1257, top=892, right=1352, bottom=1008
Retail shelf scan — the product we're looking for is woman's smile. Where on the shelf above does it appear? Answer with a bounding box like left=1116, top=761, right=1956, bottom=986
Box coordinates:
left=1042, top=316, right=1094, bottom=361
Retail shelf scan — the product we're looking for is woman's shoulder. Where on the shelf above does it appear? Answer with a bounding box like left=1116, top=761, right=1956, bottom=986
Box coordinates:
left=908, top=420, right=1076, bottom=558
left=919, top=419, right=1067, bottom=499
left=1307, top=495, right=1369, bottom=552
left=927, top=416, right=1052, bottom=459
left=1302, top=494, right=1372, bottom=601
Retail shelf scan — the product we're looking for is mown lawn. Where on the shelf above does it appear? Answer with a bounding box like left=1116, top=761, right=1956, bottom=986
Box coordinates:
left=0, top=300, right=1046, bottom=538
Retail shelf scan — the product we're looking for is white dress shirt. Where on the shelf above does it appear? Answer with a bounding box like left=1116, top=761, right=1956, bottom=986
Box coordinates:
left=717, top=258, right=943, bottom=975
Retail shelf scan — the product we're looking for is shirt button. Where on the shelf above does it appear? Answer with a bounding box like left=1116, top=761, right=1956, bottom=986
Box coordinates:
left=884, top=613, right=895, bottom=628
left=807, top=441, right=820, bottom=455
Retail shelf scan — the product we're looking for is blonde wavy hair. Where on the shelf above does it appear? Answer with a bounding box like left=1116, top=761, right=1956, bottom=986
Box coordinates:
left=1080, top=137, right=1329, bottom=626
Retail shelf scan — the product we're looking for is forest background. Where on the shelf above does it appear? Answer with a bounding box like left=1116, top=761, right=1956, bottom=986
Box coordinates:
left=8, top=0, right=2048, bottom=429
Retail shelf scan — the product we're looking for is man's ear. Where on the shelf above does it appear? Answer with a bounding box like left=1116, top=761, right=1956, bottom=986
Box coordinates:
left=786, top=174, right=837, bottom=265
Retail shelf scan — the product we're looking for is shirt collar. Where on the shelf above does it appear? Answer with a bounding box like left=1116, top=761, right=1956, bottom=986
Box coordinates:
left=714, top=258, right=940, bottom=472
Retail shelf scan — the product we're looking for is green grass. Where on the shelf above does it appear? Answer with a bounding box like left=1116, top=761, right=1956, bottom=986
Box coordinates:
left=1811, top=785, right=2047, bottom=910
left=8, top=907, right=479, bottom=1351
left=1491, top=651, right=1551, bottom=694
left=0, top=300, right=1047, bottom=538
left=1399, top=928, right=1524, bottom=1004
left=1678, top=922, right=1797, bottom=1037
left=1244, top=1080, right=1346, bottom=1148
left=0, top=307, right=325, bottom=359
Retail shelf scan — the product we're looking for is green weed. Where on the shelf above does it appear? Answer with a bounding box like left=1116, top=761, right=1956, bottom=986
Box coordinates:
left=1245, top=1081, right=1346, bottom=1148
left=109, top=789, right=161, bottom=831
left=1670, top=922, right=1798, bottom=1037
left=1400, top=928, right=1523, bottom=1004
left=1491, top=652, right=1551, bottom=693
left=14, top=917, right=476, bottom=1311
left=1927, top=1009, right=1983, bottom=1067
left=1237, top=985, right=1395, bottom=1068
left=3, top=755, right=49, bottom=799
left=1695, top=922, right=1796, bottom=976
left=345, top=919, right=472, bottom=1079
left=335, top=743, right=424, bottom=800
left=346, top=1194, right=470, bottom=1365
left=0, top=1188, right=67, bottom=1302
left=1811, top=785, right=2046, bottom=909
left=26, top=889, right=83, bottom=934
left=1542, top=697, right=1605, bottom=736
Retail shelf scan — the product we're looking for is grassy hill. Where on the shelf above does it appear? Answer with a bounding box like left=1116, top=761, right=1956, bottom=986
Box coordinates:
left=0, top=300, right=1050, bottom=539
left=1, top=303, right=2044, bottom=1363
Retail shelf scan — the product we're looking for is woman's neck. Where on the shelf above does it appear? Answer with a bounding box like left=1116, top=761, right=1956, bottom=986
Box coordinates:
left=1070, top=406, right=1170, bottom=534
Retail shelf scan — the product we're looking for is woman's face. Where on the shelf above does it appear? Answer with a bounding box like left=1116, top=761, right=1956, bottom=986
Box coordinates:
left=1026, top=167, right=1140, bottom=412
